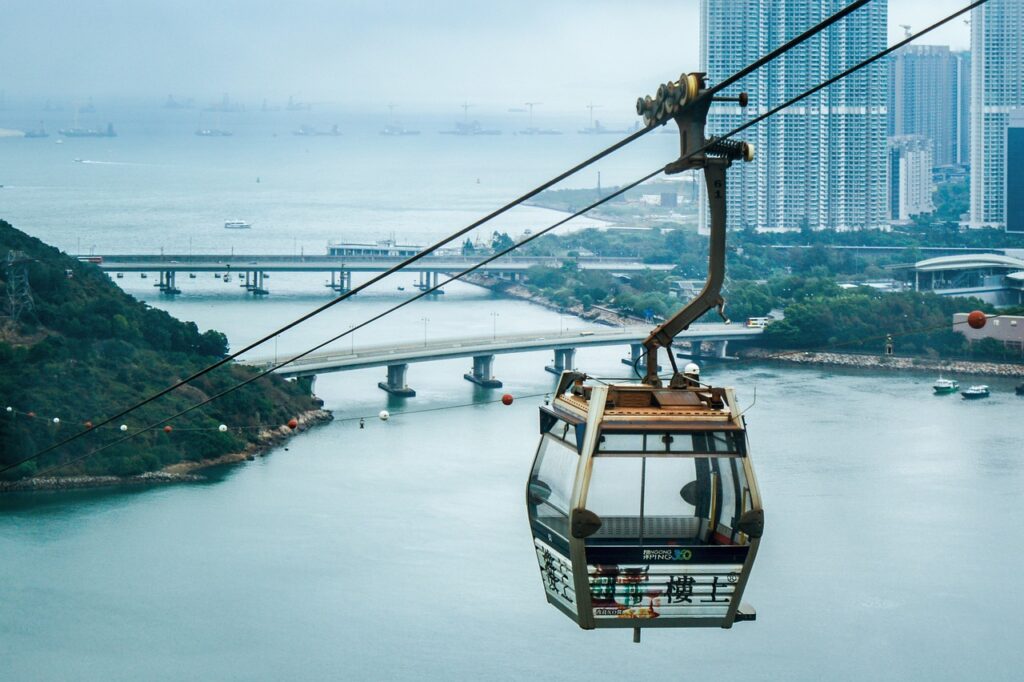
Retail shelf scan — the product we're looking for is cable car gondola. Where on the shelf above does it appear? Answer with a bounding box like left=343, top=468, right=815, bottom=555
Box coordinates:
left=526, top=72, right=763, bottom=640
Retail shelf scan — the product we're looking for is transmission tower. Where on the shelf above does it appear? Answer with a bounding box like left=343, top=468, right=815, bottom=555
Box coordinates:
left=5, top=250, right=35, bottom=323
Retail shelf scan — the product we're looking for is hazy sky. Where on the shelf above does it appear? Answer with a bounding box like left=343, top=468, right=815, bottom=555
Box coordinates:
left=1, top=0, right=972, bottom=112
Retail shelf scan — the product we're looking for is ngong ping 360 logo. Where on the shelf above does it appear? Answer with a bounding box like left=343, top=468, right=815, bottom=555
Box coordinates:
left=642, top=548, right=692, bottom=561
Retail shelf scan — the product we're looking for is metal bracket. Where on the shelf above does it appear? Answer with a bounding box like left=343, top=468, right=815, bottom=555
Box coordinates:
left=633, top=73, right=754, bottom=385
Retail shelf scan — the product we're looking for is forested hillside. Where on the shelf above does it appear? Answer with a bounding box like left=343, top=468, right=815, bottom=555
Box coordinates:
left=0, top=220, right=323, bottom=480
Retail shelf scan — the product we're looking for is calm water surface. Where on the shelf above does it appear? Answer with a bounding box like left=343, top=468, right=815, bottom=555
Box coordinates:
left=1, top=108, right=1022, bottom=680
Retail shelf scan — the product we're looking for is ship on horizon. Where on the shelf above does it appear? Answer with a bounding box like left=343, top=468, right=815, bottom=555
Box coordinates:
left=59, top=123, right=116, bottom=138
left=293, top=124, right=341, bottom=136
left=440, top=120, right=501, bottom=136
left=23, top=121, right=49, bottom=138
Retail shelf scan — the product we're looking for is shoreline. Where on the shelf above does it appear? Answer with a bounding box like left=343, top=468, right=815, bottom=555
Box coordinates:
left=464, top=272, right=646, bottom=327
left=741, top=349, right=1024, bottom=378
left=0, top=408, right=333, bottom=493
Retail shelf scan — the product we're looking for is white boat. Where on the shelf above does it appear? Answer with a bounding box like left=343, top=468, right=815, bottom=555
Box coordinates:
left=933, top=377, right=959, bottom=394
left=224, top=220, right=251, bottom=229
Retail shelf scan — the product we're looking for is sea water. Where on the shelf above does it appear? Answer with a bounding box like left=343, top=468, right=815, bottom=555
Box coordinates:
left=1, top=105, right=1022, bottom=680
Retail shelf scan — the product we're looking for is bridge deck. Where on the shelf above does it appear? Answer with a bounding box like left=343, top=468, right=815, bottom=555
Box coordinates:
left=240, top=325, right=762, bottom=377
left=92, top=254, right=674, bottom=274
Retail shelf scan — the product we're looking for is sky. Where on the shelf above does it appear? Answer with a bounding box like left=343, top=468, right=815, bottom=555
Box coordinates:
left=0, top=0, right=973, bottom=113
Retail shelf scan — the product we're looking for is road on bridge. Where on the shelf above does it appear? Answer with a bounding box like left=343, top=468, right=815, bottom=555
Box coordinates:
left=240, top=324, right=763, bottom=377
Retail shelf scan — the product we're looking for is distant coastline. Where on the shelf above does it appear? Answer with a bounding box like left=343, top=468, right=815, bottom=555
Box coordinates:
left=741, top=349, right=1024, bottom=378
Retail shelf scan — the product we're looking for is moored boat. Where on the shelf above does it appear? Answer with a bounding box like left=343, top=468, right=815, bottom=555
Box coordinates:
left=933, top=377, right=959, bottom=394
left=961, top=385, right=990, bottom=400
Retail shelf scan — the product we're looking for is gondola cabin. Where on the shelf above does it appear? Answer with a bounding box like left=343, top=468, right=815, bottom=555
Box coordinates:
left=527, top=370, right=762, bottom=634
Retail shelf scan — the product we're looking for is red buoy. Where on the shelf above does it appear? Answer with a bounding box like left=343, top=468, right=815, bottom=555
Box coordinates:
left=163, top=425, right=173, bottom=433
left=287, top=418, right=299, bottom=430
left=84, top=420, right=93, bottom=428
left=501, top=394, right=514, bottom=406
left=967, top=310, right=987, bottom=329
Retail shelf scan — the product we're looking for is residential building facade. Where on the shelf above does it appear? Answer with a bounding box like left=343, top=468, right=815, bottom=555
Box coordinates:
left=969, top=0, right=1024, bottom=229
left=700, top=0, right=889, bottom=232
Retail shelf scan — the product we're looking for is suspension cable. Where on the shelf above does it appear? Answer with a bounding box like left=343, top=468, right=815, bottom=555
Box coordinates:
left=6, top=3, right=869, bottom=471
left=20, top=171, right=662, bottom=478
left=10, top=128, right=652, bottom=469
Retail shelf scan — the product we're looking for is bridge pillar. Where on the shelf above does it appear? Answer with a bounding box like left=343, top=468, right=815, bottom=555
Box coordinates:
left=159, top=270, right=180, bottom=295
left=327, top=269, right=351, bottom=294
left=464, top=354, right=502, bottom=388
left=545, top=348, right=576, bottom=375
left=378, top=363, right=416, bottom=397
left=252, top=270, right=269, bottom=296
left=621, top=342, right=661, bottom=373
left=713, top=340, right=729, bottom=359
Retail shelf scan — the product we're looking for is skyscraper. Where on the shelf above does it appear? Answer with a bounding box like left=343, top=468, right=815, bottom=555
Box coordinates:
left=969, top=0, right=1024, bottom=229
left=700, top=0, right=888, bottom=232
left=888, top=135, right=936, bottom=224
left=889, top=45, right=957, bottom=168
left=954, top=51, right=971, bottom=166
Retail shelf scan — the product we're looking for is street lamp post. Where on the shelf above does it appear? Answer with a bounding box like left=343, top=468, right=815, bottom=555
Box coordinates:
left=421, top=317, right=429, bottom=347
left=491, top=312, right=499, bottom=340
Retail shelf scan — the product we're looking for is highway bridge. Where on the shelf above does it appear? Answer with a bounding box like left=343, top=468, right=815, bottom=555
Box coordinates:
left=89, top=254, right=675, bottom=295
left=239, top=324, right=763, bottom=396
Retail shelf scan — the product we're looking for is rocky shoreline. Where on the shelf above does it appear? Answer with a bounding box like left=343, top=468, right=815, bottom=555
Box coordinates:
left=742, top=349, right=1024, bottom=378
left=0, top=408, right=333, bottom=493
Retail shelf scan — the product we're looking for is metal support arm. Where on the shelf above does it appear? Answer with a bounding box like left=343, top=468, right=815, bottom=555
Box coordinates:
left=643, top=161, right=729, bottom=384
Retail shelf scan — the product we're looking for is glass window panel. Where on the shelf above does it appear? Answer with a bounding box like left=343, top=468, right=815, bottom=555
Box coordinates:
left=598, top=430, right=744, bottom=456
left=530, top=436, right=578, bottom=519
left=586, top=458, right=642, bottom=520
left=642, top=457, right=698, bottom=518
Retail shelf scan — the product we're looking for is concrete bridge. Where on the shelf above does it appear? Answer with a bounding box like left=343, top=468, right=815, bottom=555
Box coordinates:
left=240, top=324, right=763, bottom=397
left=90, top=254, right=675, bottom=295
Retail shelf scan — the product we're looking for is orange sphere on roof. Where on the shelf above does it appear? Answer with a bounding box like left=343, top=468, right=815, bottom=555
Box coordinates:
left=501, top=394, right=514, bottom=406
left=967, top=310, right=987, bottom=329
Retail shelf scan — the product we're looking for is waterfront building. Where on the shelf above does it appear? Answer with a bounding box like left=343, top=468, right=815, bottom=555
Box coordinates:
left=953, top=312, right=1024, bottom=351
left=888, top=135, right=935, bottom=224
left=700, top=0, right=889, bottom=232
left=889, top=45, right=958, bottom=168
left=969, top=0, right=1024, bottom=229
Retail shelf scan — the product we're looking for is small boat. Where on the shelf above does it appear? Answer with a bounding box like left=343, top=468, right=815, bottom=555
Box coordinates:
left=140, top=273, right=148, bottom=279
left=188, top=273, right=196, bottom=279
left=397, top=286, right=405, bottom=291
left=224, top=220, right=251, bottom=229
left=933, top=377, right=959, bottom=395
left=115, top=272, right=124, bottom=279
left=214, top=273, right=221, bottom=279
left=961, top=385, right=990, bottom=400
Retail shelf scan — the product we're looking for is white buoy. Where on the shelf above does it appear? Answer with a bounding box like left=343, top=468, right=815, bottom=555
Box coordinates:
left=119, top=424, right=128, bottom=432
left=52, top=417, right=60, bottom=424
left=6, top=406, right=12, bottom=412
left=218, top=424, right=228, bottom=432
left=378, top=410, right=390, bottom=421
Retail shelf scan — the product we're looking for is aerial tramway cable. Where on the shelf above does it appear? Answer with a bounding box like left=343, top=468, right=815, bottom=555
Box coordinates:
left=9, top=0, right=988, bottom=478
left=1, top=2, right=874, bottom=476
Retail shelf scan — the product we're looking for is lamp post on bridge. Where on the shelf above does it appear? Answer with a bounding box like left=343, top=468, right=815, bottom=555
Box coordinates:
left=421, top=317, right=429, bottom=347
left=491, top=312, right=499, bottom=340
